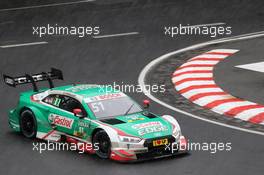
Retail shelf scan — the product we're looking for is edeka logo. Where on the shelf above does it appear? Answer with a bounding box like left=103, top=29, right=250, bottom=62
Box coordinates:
left=132, top=122, right=168, bottom=136
left=49, top=114, right=74, bottom=129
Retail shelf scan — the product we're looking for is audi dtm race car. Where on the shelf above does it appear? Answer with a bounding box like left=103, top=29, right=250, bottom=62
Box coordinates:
left=3, top=68, right=187, bottom=162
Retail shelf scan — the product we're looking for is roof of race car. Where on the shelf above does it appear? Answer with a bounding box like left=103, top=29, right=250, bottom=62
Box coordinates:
left=51, top=84, right=121, bottom=97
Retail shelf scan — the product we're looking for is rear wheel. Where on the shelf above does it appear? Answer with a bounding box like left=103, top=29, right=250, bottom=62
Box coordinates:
left=93, top=130, right=111, bottom=159
left=20, top=109, right=37, bottom=138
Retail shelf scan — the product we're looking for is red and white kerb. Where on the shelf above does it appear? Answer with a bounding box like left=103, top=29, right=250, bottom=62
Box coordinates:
left=172, top=49, right=264, bottom=125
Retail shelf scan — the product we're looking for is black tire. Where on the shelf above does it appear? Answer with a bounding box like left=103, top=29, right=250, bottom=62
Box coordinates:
left=93, top=130, right=111, bottom=159
left=19, top=109, right=37, bottom=138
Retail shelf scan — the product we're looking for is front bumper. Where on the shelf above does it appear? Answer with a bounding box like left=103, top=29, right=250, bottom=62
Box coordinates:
left=8, top=109, right=20, bottom=132
left=110, top=135, right=188, bottom=162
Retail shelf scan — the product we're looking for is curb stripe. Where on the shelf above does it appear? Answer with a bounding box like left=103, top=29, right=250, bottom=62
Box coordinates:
left=188, top=57, right=224, bottom=61
left=193, top=95, right=233, bottom=106
left=173, top=70, right=212, bottom=77
left=234, top=108, right=264, bottom=120
left=179, top=84, right=218, bottom=94
left=176, top=64, right=215, bottom=70
left=189, top=92, right=227, bottom=101
left=172, top=73, right=213, bottom=83
left=249, top=113, right=264, bottom=124
left=224, top=104, right=264, bottom=116
left=192, top=54, right=227, bottom=58
left=205, top=98, right=243, bottom=109
left=182, top=60, right=220, bottom=66
left=206, top=52, right=233, bottom=55
left=182, top=88, right=223, bottom=98
left=176, top=80, right=215, bottom=91
left=174, top=77, right=214, bottom=86
left=211, top=101, right=255, bottom=114
left=174, top=67, right=213, bottom=74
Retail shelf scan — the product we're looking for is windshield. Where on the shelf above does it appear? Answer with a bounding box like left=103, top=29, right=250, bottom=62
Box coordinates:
left=87, top=96, right=142, bottom=118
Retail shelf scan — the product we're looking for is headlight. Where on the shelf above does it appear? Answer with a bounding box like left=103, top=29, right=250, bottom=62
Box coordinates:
left=162, top=115, right=181, bottom=140
left=172, top=123, right=181, bottom=140
left=118, top=135, right=142, bottom=143
left=172, top=130, right=181, bottom=140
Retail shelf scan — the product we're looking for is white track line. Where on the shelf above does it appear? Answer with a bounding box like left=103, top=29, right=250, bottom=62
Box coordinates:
left=0, top=0, right=94, bottom=12
left=235, top=61, right=264, bottom=73
left=0, top=41, right=48, bottom=48
left=92, top=32, right=139, bottom=39
left=0, top=21, right=14, bottom=25
left=138, top=31, right=264, bottom=136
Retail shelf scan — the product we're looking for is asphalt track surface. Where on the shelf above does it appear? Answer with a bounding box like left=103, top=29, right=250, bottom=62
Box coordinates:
left=0, top=1, right=264, bottom=175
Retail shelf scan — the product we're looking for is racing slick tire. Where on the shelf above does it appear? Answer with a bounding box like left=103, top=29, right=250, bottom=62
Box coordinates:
left=19, top=109, right=37, bottom=138
left=93, top=130, right=111, bottom=159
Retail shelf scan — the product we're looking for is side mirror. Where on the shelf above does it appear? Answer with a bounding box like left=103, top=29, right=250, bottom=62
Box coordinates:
left=73, top=108, right=84, bottom=118
left=143, top=100, right=150, bottom=109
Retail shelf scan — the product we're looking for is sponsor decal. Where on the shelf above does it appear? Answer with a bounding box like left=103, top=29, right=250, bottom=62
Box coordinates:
left=125, top=115, right=145, bottom=123
left=74, top=123, right=89, bottom=138
left=138, top=125, right=168, bottom=136
left=78, top=121, right=90, bottom=128
left=132, top=122, right=168, bottom=136
left=49, top=114, right=74, bottom=129
left=50, top=133, right=61, bottom=139
left=97, top=93, right=123, bottom=100
left=84, top=93, right=126, bottom=102
left=153, top=138, right=168, bottom=147
left=66, top=85, right=98, bottom=92
left=74, top=130, right=84, bottom=137
left=132, top=121, right=161, bottom=129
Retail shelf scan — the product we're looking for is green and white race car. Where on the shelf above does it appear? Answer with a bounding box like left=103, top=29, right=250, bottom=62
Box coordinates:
left=3, top=68, right=187, bottom=162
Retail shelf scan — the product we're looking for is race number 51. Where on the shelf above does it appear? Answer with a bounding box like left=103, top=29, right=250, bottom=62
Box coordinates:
left=90, top=102, right=104, bottom=112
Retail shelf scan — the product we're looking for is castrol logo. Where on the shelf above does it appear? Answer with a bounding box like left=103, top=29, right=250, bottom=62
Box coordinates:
left=50, top=114, right=74, bottom=129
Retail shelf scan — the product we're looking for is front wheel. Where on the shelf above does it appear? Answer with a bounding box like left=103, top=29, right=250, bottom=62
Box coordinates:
left=93, top=130, right=111, bottom=159
left=19, top=109, right=37, bottom=138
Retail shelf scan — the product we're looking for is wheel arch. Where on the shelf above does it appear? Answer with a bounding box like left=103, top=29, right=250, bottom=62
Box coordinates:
left=20, top=105, right=53, bottom=134
left=91, top=128, right=103, bottom=143
left=91, top=125, right=119, bottom=143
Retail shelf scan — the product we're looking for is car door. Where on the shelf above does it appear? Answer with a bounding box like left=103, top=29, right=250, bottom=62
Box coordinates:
left=43, top=94, right=90, bottom=137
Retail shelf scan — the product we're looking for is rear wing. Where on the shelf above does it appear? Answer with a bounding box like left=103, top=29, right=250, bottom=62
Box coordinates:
left=3, top=68, right=63, bottom=92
